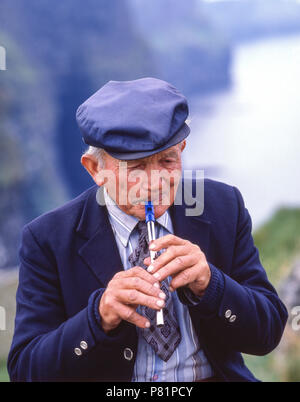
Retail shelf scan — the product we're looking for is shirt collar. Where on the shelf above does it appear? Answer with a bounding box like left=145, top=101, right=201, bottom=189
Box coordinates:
left=102, top=187, right=173, bottom=247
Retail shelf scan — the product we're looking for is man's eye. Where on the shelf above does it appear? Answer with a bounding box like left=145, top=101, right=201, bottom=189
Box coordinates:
left=129, top=164, right=143, bottom=169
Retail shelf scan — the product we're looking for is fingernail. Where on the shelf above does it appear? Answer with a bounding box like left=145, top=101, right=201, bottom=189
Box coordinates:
left=145, top=321, right=150, bottom=328
left=153, top=282, right=160, bottom=288
left=159, top=292, right=166, bottom=300
left=169, top=286, right=174, bottom=292
left=149, top=243, right=156, bottom=250
left=156, top=299, right=165, bottom=307
left=153, top=272, right=160, bottom=279
left=147, top=264, right=154, bottom=273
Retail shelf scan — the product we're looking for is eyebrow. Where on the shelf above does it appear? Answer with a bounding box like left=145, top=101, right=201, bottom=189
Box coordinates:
left=160, top=150, right=179, bottom=159
left=126, top=150, right=179, bottom=165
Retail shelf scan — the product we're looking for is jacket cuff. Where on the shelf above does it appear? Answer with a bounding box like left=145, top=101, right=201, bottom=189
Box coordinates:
left=177, top=263, right=225, bottom=318
left=87, top=288, right=129, bottom=344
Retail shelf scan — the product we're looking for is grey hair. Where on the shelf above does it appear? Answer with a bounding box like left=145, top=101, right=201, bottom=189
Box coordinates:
left=83, top=146, right=106, bottom=168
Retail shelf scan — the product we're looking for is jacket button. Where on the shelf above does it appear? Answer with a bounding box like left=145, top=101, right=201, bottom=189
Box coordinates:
left=80, top=341, right=88, bottom=350
left=225, top=309, right=232, bottom=319
left=74, top=347, right=82, bottom=356
left=229, top=314, right=236, bottom=323
left=124, top=347, right=133, bottom=361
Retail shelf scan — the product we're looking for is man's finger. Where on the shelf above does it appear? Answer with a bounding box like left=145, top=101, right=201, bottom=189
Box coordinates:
left=168, top=266, right=199, bottom=291
left=116, top=289, right=165, bottom=311
left=149, top=234, right=186, bottom=252
left=170, top=263, right=211, bottom=294
left=152, top=254, right=199, bottom=282
left=143, top=256, right=151, bottom=266
left=112, top=277, right=165, bottom=299
left=113, top=301, right=151, bottom=329
left=113, top=265, right=158, bottom=286
left=147, top=244, right=192, bottom=274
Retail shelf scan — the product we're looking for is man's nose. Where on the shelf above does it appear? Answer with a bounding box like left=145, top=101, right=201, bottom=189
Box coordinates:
left=140, top=179, right=161, bottom=193
left=140, top=165, right=162, bottom=192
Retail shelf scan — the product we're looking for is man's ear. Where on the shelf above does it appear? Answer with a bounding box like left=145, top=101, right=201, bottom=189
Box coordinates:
left=81, top=154, right=105, bottom=186
left=180, top=140, right=186, bottom=152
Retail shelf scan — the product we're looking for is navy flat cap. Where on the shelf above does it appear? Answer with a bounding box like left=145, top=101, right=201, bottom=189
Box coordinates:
left=76, top=77, right=190, bottom=160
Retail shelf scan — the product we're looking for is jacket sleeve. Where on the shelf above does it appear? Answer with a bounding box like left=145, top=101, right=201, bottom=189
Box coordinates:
left=179, top=186, right=288, bottom=356
left=7, top=225, right=135, bottom=382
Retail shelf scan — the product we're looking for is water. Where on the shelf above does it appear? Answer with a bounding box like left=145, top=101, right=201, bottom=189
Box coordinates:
left=184, top=34, right=300, bottom=229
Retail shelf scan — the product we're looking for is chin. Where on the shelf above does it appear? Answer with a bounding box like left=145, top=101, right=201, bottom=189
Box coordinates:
left=153, top=204, right=171, bottom=219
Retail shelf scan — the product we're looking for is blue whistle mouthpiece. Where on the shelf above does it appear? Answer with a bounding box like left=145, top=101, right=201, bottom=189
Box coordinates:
left=145, top=201, right=155, bottom=223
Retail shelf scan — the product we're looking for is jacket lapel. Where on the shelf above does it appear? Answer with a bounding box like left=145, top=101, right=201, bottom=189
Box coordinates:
left=76, top=185, right=123, bottom=287
left=170, top=202, right=211, bottom=257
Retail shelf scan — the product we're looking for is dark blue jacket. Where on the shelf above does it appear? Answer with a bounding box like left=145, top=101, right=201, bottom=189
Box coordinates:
left=7, top=179, right=288, bottom=382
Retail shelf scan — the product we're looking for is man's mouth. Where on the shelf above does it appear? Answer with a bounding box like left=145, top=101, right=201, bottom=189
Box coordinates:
left=129, top=192, right=171, bottom=206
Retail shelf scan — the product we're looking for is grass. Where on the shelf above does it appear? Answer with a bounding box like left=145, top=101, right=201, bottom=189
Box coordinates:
left=0, top=360, right=9, bottom=382
left=243, top=206, right=300, bottom=382
left=253, top=207, right=300, bottom=286
left=0, top=274, right=18, bottom=383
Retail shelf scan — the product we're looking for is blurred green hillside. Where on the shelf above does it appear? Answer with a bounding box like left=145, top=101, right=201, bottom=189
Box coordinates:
left=254, top=208, right=300, bottom=287
left=0, top=363, right=8, bottom=382
left=243, top=207, right=300, bottom=382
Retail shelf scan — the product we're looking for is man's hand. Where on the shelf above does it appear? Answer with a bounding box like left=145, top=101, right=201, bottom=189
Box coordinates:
left=144, top=234, right=211, bottom=297
left=99, top=267, right=166, bottom=333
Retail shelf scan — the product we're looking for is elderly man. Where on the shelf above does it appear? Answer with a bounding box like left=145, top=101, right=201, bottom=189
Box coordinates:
left=8, top=77, right=287, bottom=382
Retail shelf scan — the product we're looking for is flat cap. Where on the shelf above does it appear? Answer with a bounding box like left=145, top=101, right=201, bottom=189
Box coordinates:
left=76, top=77, right=190, bottom=160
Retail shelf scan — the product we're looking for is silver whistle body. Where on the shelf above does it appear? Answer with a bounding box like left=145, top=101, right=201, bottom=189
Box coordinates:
left=145, top=202, right=164, bottom=327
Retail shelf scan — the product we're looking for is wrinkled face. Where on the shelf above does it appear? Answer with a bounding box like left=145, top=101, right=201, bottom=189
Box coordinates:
left=98, top=142, right=185, bottom=220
